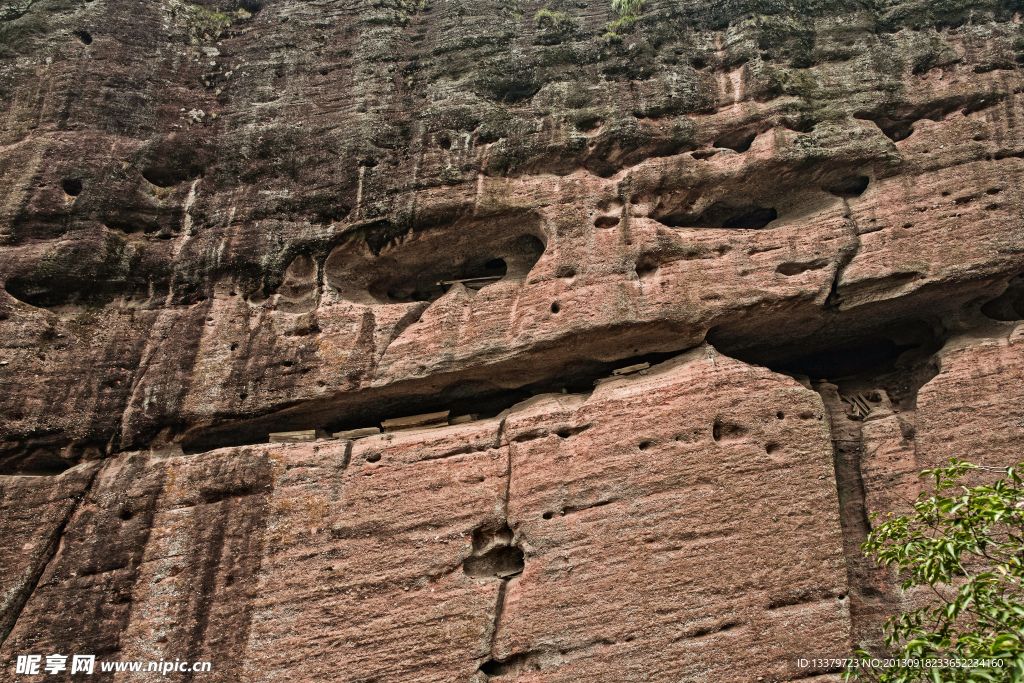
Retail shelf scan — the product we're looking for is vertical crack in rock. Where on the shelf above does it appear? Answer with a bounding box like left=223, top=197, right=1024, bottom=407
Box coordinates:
left=825, top=212, right=863, bottom=310
left=815, top=384, right=880, bottom=653
left=808, top=346, right=937, bottom=654
left=476, top=416, right=525, bottom=676
left=0, top=463, right=100, bottom=648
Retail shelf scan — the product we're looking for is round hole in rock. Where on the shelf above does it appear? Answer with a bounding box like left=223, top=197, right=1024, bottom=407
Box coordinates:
left=542, top=511, right=554, bottom=520
left=73, top=30, right=92, bottom=44
left=551, top=301, right=561, bottom=314
left=61, top=178, right=83, bottom=196
left=595, top=215, right=620, bottom=229
left=282, top=360, right=293, bottom=367
left=765, top=442, right=780, bottom=454
left=119, top=508, right=133, bottom=521
left=230, top=342, right=238, bottom=351
left=776, top=411, right=785, bottom=419
left=366, top=452, right=381, bottom=463
left=239, top=393, right=248, bottom=399
left=638, top=440, right=654, bottom=451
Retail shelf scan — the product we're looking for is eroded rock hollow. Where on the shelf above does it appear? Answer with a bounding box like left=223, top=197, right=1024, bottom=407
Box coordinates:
left=3, top=0, right=1024, bottom=679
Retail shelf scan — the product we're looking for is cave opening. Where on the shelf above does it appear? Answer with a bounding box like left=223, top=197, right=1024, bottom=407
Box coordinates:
left=0, top=449, right=76, bottom=476
left=381, top=256, right=509, bottom=304
left=824, top=175, right=870, bottom=198
left=326, top=217, right=546, bottom=306
left=981, top=275, right=1024, bottom=321
left=769, top=337, right=919, bottom=380
left=656, top=203, right=778, bottom=230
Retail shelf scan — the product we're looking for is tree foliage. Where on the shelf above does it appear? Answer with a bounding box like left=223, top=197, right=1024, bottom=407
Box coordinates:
left=846, top=460, right=1024, bottom=682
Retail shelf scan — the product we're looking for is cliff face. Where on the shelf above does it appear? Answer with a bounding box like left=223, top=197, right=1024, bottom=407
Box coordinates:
left=2, top=0, right=1024, bottom=679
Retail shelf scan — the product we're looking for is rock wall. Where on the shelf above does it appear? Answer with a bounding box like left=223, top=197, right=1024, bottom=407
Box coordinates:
left=2, top=0, right=1024, bottom=679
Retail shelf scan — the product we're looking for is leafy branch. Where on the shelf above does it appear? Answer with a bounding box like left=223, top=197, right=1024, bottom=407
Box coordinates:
left=845, top=460, right=1024, bottom=682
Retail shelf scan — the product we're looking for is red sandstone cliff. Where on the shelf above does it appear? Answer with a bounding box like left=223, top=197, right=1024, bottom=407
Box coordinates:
left=3, top=0, right=1024, bottom=679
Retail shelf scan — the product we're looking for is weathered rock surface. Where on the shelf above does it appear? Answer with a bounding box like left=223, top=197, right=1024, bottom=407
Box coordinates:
left=2, top=350, right=851, bottom=680
left=3, top=0, right=1024, bottom=678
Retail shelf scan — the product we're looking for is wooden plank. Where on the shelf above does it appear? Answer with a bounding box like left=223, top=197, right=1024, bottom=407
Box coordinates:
left=449, top=414, right=478, bottom=425
left=332, top=427, right=381, bottom=441
left=381, top=410, right=450, bottom=432
left=854, top=394, right=873, bottom=416
left=613, top=362, right=650, bottom=376
left=437, top=276, right=503, bottom=286
left=269, top=429, right=327, bottom=443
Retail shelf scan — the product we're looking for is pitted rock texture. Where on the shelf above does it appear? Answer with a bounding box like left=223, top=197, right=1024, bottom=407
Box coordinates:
left=4, top=0, right=1024, bottom=455
left=2, top=350, right=851, bottom=681
left=4, top=0, right=1024, bottom=679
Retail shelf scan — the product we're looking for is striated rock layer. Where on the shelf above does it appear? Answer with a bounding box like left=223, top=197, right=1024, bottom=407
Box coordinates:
left=2, top=0, right=1024, bottom=679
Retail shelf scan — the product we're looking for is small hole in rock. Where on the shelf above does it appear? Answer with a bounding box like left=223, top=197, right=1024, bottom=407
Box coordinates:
left=282, top=361, right=293, bottom=367
left=62, top=178, right=83, bottom=196
left=366, top=452, right=381, bottom=463
left=464, top=545, right=524, bottom=579
left=239, top=393, right=248, bottom=399
left=712, top=420, right=746, bottom=442
left=119, top=508, right=133, bottom=521
left=765, top=442, right=780, bottom=454
left=542, top=511, right=554, bottom=520
left=638, top=440, right=654, bottom=450
left=551, top=301, right=561, bottom=314
left=230, top=342, right=238, bottom=351
left=635, top=255, right=659, bottom=279
left=73, top=30, right=92, bottom=45
left=776, top=411, right=785, bottom=419
left=714, top=130, right=757, bottom=153
left=824, top=175, right=869, bottom=198
left=595, top=215, right=620, bottom=229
